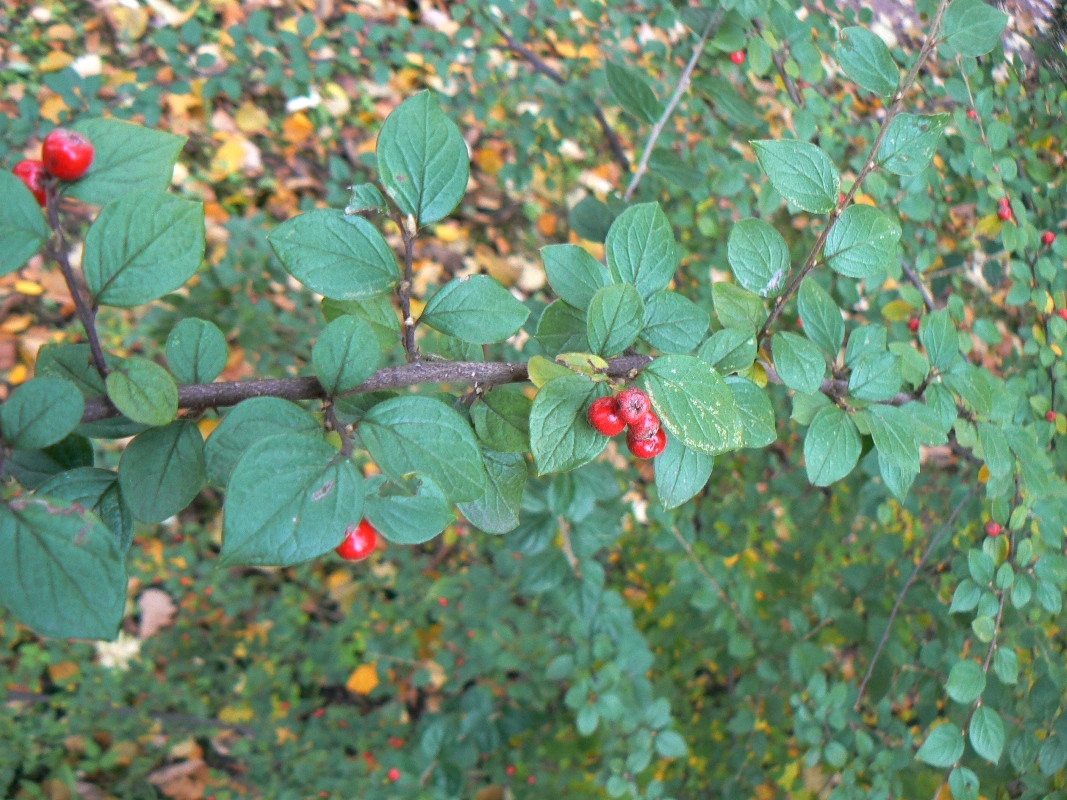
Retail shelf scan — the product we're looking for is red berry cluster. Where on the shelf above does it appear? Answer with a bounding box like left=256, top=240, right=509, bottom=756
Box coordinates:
left=587, top=387, right=666, bottom=459
left=997, top=196, right=1012, bottom=222
left=12, top=128, right=94, bottom=207
left=335, top=518, right=379, bottom=561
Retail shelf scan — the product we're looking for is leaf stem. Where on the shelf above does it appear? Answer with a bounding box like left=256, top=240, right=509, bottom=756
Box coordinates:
left=399, top=227, right=418, bottom=361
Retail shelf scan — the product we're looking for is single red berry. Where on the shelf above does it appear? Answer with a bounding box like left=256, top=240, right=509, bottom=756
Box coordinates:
left=505, top=766, right=516, bottom=777
left=797, top=79, right=810, bottom=88
left=729, top=50, right=745, bottom=64
left=1057, top=308, right=1067, bottom=320
left=838, top=192, right=847, bottom=204
left=1043, top=231, right=1056, bottom=246
left=437, top=596, right=448, bottom=607
left=12, top=159, right=46, bottom=206
left=41, top=128, right=94, bottom=181
left=628, top=411, right=661, bottom=441
left=587, top=396, right=626, bottom=436
left=997, top=205, right=1012, bottom=221
left=389, top=736, right=404, bottom=748
left=907, top=317, right=920, bottom=333
left=984, top=520, right=1001, bottom=537
left=1046, top=410, right=1056, bottom=422
left=312, top=708, right=325, bottom=718
left=527, top=776, right=536, bottom=785
left=627, top=427, right=667, bottom=459
left=388, top=768, right=401, bottom=782
left=967, top=108, right=977, bottom=119
left=615, top=388, right=651, bottom=426
left=335, top=519, right=377, bottom=561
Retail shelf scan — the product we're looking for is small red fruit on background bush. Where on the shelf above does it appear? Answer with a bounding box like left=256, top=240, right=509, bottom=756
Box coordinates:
left=628, top=411, right=661, bottom=440
left=729, top=50, right=745, bottom=64
left=627, top=427, right=667, bottom=459
left=1046, top=410, right=1057, bottom=422
left=387, top=768, right=400, bottom=781
left=615, top=387, right=651, bottom=425
left=587, top=396, right=626, bottom=436
left=967, top=108, right=977, bottom=119
left=1043, top=231, right=1056, bottom=246
left=42, top=128, right=94, bottom=181
left=907, top=317, right=920, bottom=332
left=13, top=159, right=46, bottom=206
left=984, top=520, right=1001, bottom=537
left=1057, top=308, right=1067, bottom=320
left=336, top=519, right=378, bottom=561
left=997, top=197, right=1012, bottom=221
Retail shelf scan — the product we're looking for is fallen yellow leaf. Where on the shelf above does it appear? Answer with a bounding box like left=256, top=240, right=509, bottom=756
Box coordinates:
left=39, top=51, right=74, bottom=72
left=346, top=663, right=379, bottom=695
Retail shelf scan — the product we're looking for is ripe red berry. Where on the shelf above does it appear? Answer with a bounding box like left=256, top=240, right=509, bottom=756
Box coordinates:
left=729, top=50, right=745, bottom=64
left=907, top=317, right=920, bottom=333
left=615, top=388, right=651, bottom=426
left=41, top=128, right=94, bottom=181
left=838, top=192, right=847, bottom=204
left=984, top=520, right=1001, bottom=537
left=335, top=519, right=377, bottom=561
left=527, top=776, right=536, bottom=785
left=387, top=768, right=400, bottom=782
left=389, top=736, right=404, bottom=748
left=505, top=766, right=516, bottom=777
left=437, top=596, right=448, bottom=607
left=627, top=427, right=667, bottom=459
left=312, top=708, right=325, bottom=718
left=1043, top=231, right=1056, bottom=246
left=1046, top=410, right=1056, bottom=422
left=967, top=108, right=977, bottom=119
left=12, top=159, right=46, bottom=206
left=628, top=411, right=661, bottom=440
left=587, top=396, right=626, bottom=436
left=997, top=204, right=1012, bottom=221
left=1058, top=308, right=1067, bottom=320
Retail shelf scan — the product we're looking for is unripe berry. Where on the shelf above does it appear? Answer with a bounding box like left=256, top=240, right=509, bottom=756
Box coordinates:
left=627, top=426, right=667, bottom=459
left=729, top=50, right=745, bottom=65
left=12, top=159, right=46, bottom=206
left=42, top=128, right=94, bottom=181
left=984, top=520, right=1001, bottom=537
left=587, top=396, right=626, bottom=436
left=907, top=317, right=920, bottom=333
left=335, top=519, right=377, bottom=561
left=628, top=411, right=661, bottom=440
left=1046, top=410, right=1056, bottom=422
left=615, top=387, right=651, bottom=426
left=1043, top=231, right=1056, bottom=246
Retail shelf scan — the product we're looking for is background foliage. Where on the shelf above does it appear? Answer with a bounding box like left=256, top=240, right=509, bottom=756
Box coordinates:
left=2, top=0, right=1067, bottom=798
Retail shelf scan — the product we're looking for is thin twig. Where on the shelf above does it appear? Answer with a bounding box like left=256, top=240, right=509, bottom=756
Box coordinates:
left=399, top=227, right=417, bottom=361
left=558, top=516, right=581, bottom=578
left=324, top=404, right=352, bottom=457
left=45, top=184, right=109, bottom=377
left=669, top=525, right=754, bottom=641
left=757, top=0, right=952, bottom=344
left=853, top=485, right=975, bottom=710
left=753, top=19, right=802, bottom=106
left=900, top=260, right=937, bottom=311
left=624, top=11, right=722, bottom=201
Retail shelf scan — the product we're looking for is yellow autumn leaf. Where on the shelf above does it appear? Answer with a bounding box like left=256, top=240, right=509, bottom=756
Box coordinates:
left=282, top=112, right=314, bottom=145
left=39, top=51, right=74, bottom=72
left=39, top=94, right=69, bottom=124
left=209, top=135, right=249, bottom=181
left=975, top=214, right=1003, bottom=238
left=197, top=417, right=220, bottom=438
left=13, top=281, right=42, bottom=296
left=978, top=464, right=990, bottom=483
left=346, top=663, right=379, bottom=695
left=322, top=83, right=351, bottom=118
left=8, top=364, right=28, bottom=385
left=218, top=704, right=255, bottom=723
left=474, top=147, right=504, bottom=175
left=48, top=660, right=79, bottom=681
left=881, top=299, right=914, bottom=322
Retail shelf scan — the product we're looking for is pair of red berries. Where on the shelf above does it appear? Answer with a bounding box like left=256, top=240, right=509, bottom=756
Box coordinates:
left=984, top=520, right=1001, bottom=537
left=336, top=518, right=379, bottom=561
left=587, top=387, right=667, bottom=459
left=12, top=128, right=95, bottom=206
left=997, top=196, right=1012, bottom=222
left=728, top=50, right=745, bottom=64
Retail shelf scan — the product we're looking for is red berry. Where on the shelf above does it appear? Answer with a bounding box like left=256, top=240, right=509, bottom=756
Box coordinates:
left=838, top=192, right=847, bottom=204
left=437, top=596, right=448, bottom=607
left=615, top=388, right=651, bottom=426
left=12, top=159, right=46, bottom=206
left=505, top=766, right=516, bottom=776
left=998, top=205, right=1012, bottom=221
left=387, top=768, right=400, bottom=782
left=335, top=519, right=377, bottom=561
left=1057, top=309, right=1067, bottom=320
left=967, top=108, right=977, bottom=119
left=587, top=396, right=626, bottom=436
left=1046, top=410, right=1056, bottom=422
left=1043, top=231, right=1056, bottom=246
left=984, top=520, right=1001, bottom=537
left=627, top=427, right=667, bottom=459
left=729, top=50, right=745, bottom=64
left=628, top=411, right=661, bottom=440
left=41, top=128, right=94, bottom=181
left=907, top=317, right=920, bottom=333
left=527, top=776, right=536, bottom=785
left=312, top=708, right=325, bottom=718
left=389, top=736, right=404, bottom=748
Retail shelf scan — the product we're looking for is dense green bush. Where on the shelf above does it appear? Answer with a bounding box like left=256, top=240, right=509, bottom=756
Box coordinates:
left=5, top=0, right=1067, bottom=797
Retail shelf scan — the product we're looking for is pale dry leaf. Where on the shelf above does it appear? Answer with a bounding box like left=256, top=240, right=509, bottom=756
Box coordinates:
left=138, top=588, right=177, bottom=638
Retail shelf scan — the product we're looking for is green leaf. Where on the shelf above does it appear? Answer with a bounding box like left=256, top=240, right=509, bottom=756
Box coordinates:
left=529, top=374, right=608, bottom=475
left=697, top=328, right=756, bottom=374
left=220, top=433, right=364, bottom=566
left=541, top=244, right=613, bottom=310
left=804, top=406, right=861, bottom=486
left=536, top=300, right=589, bottom=356
left=118, top=421, right=206, bottom=523
left=344, top=183, right=387, bottom=214
left=0, top=497, right=126, bottom=640
left=83, top=190, right=205, bottom=307
left=824, top=205, right=901, bottom=279
left=605, top=203, right=678, bottom=298
left=1, top=377, right=84, bottom=450
left=877, top=113, right=949, bottom=176
left=587, top=283, right=644, bottom=357
left=166, top=318, right=228, bottom=384
left=798, top=278, right=844, bottom=356
left=569, top=196, right=616, bottom=243
left=994, top=648, right=1018, bottom=685
left=977, top=422, right=1012, bottom=478
left=920, top=309, right=960, bottom=370
left=606, top=61, right=663, bottom=123
left=864, top=404, right=920, bottom=472
left=376, top=90, right=470, bottom=226
left=312, top=315, right=381, bottom=395
left=948, top=766, right=979, bottom=800
left=942, top=0, right=1009, bottom=57
left=879, top=451, right=917, bottom=501
left=654, top=730, right=688, bottom=759
left=751, top=139, right=840, bottom=213
left=946, top=659, right=986, bottom=704
left=916, top=723, right=964, bottom=768
left=637, top=355, right=742, bottom=456
left=727, top=218, right=790, bottom=297
left=205, top=397, right=321, bottom=486
left=421, top=275, right=530, bottom=344
left=105, top=358, right=179, bottom=427
left=457, top=449, right=527, bottom=534
left=969, top=706, right=1004, bottom=763
left=647, top=149, right=704, bottom=189
left=364, top=474, right=453, bottom=545
left=269, top=209, right=399, bottom=300
left=322, top=295, right=400, bottom=351
left=654, top=434, right=714, bottom=509
left=726, top=376, right=776, bottom=448
left=848, top=352, right=902, bottom=401
left=69, top=118, right=186, bottom=205
left=950, top=580, right=981, bottom=613
left=360, top=396, right=486, bottom=502
left=835, top=27, right=899, bottom=96
left=641, top=291, right=709, bottom=354
left=470, top=387, right=531, bottom=453
left=713, top=282, right=768, bottom=332
left=37, top=467, right=133, bottom=553
left=772, top=332, right=825, bottom=395
left=0, top=170, right=49, bottom=276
